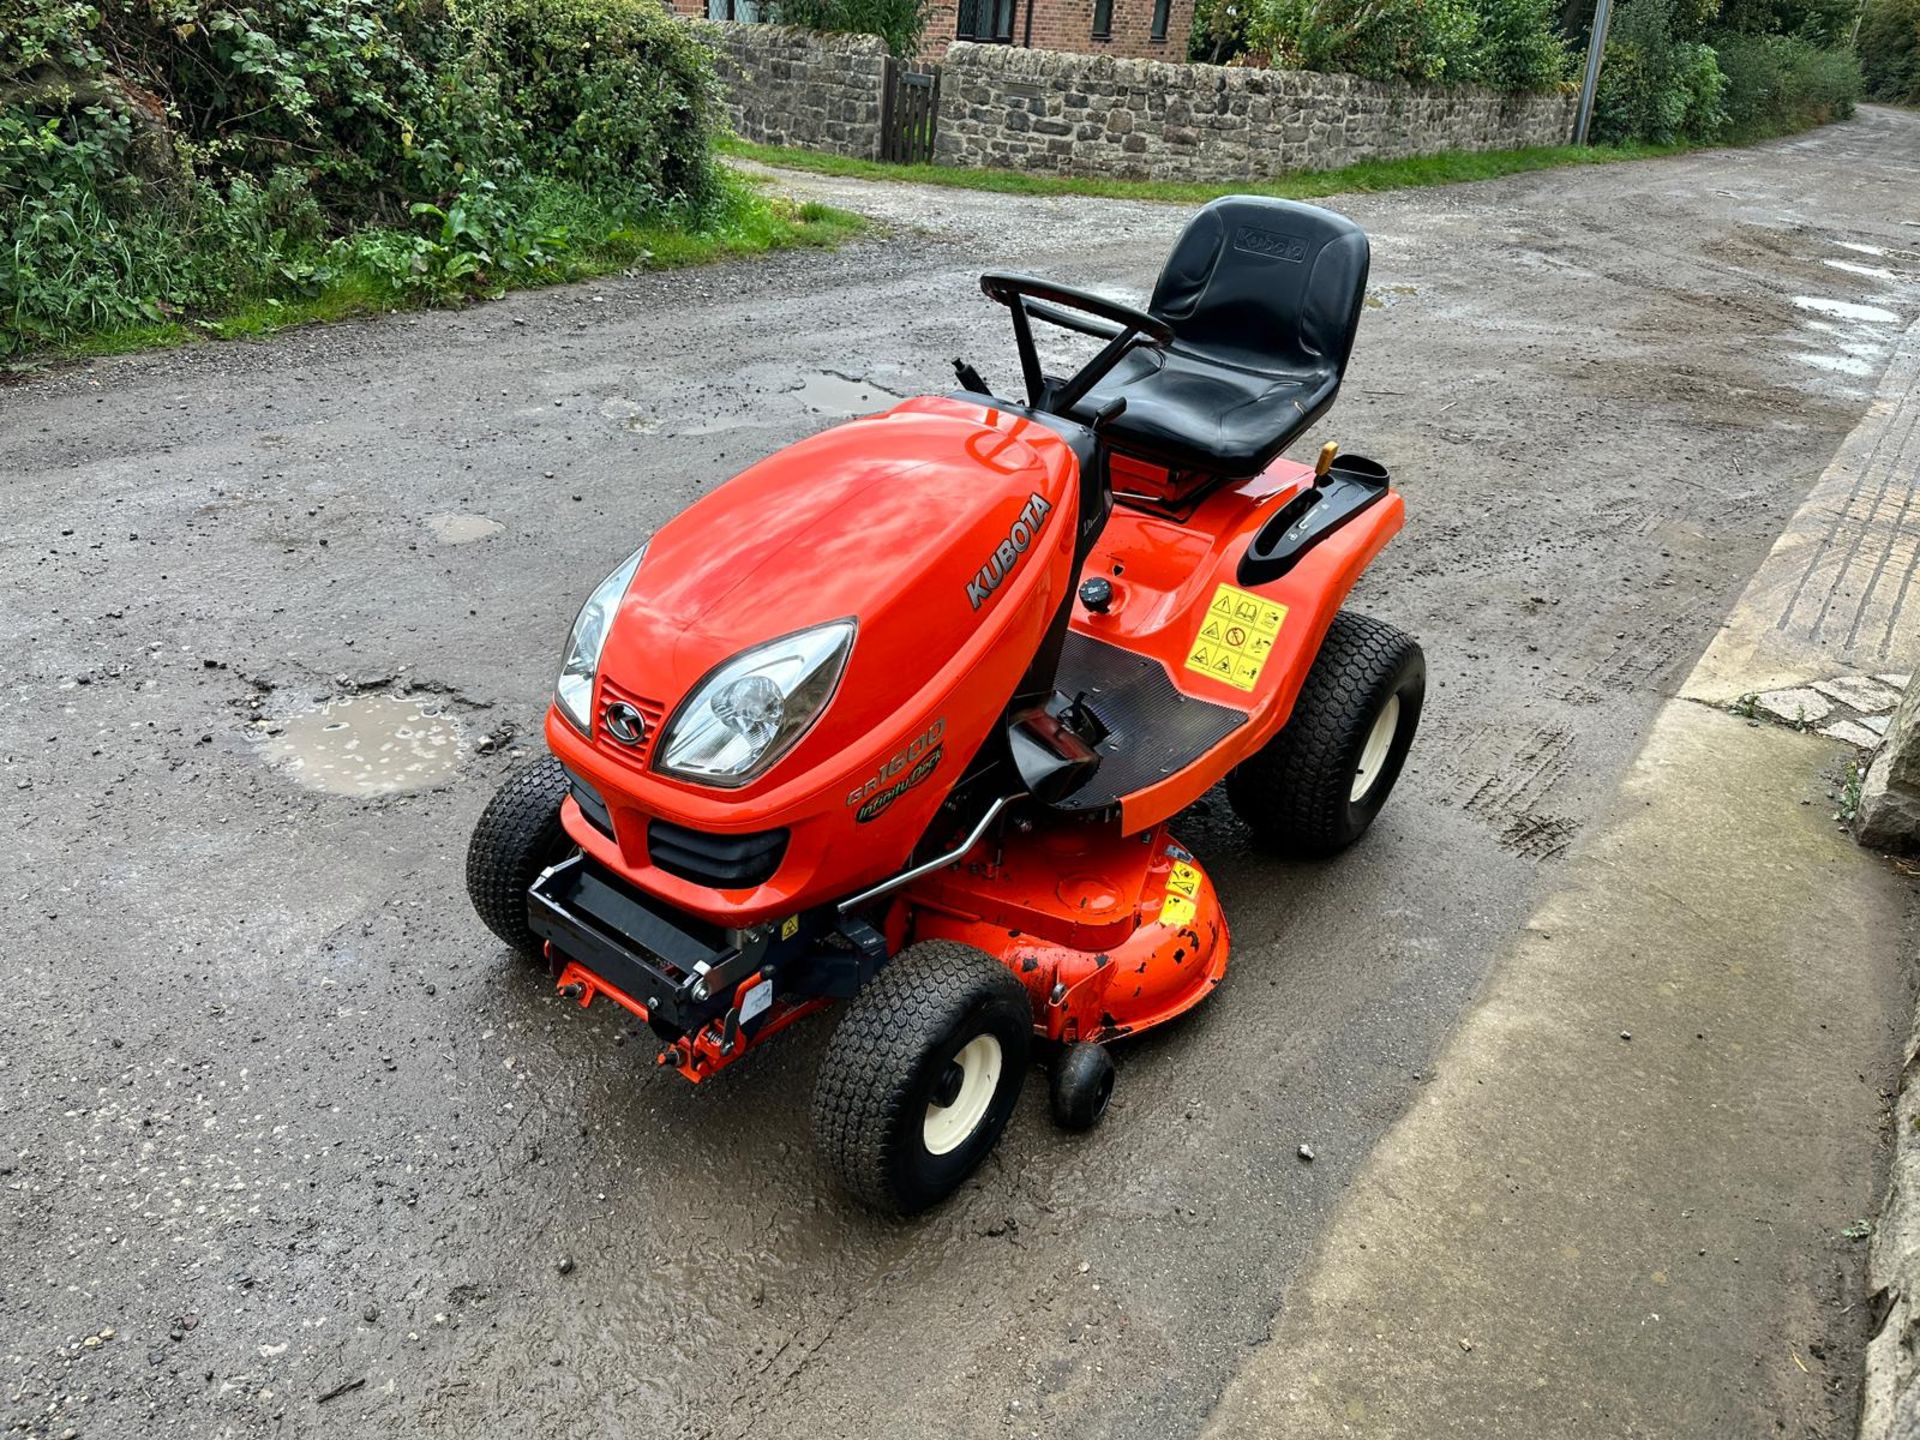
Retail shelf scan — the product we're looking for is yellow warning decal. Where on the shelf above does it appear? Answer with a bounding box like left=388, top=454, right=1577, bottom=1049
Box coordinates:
left=1161, top=860, right=1203, bottom=928
left=780, top=915, right=800, bottom=941
left=1185, top=583, right=1288, bottom=692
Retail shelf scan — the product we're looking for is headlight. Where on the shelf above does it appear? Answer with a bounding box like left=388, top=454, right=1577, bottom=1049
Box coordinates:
left=555, top=544, right=647, bottom=735
left=657, top=620, right=855, bottom=786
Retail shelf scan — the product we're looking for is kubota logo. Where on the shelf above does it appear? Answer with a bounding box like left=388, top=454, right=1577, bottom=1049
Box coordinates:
left=603, top=701, right=647, bottom=746
left=966, top=492, right=1053, bottom=611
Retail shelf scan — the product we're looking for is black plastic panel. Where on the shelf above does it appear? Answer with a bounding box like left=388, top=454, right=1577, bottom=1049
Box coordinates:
left=1237, top=459, right=1388, bottom=587
left=1051, top=631, right=1247, bottom=812
left=564, top=769, right=615, bottom=839
left=648, top=820, right=789, bottom=888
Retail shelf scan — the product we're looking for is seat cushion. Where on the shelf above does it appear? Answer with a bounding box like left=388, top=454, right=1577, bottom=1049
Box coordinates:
left=1069, top=342, right=1339, bottom=479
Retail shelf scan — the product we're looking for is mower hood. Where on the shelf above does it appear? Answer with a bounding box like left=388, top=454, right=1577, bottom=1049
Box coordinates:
left=592, top=397, right=1084, bottom=782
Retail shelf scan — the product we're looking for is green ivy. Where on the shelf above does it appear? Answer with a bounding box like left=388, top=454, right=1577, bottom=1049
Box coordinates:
left=1233, top=0, right=1572, bottom=88
left=1858, top=0, right=1920, bottom=103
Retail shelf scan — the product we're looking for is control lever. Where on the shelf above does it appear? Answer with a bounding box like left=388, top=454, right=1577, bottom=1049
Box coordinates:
left=954, top=358, right=991, bottom=395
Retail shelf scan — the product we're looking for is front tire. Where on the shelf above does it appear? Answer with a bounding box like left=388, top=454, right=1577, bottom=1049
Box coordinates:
left=1049, top=1042, right=1115, bottom=1131
left=813, top=941, right=1033, bottom=1215
left=1227, top=610, right=1424, bottom=858
left=466, top=754, right=573, bottom=957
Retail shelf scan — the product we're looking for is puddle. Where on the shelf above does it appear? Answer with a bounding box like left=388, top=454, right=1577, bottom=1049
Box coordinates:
left=426, top=513, right=505, bottom=544
left=1363, top=283, right=1420, bottom=310
left=600, top=398, right=661, bottom=433
left=1823, top=258, right=1898, bottom=282
left=672, top=413, right=768, bottom=437
left=1795, top=351, right=1876, bottom=377
left=791, top=372, right=895, bottom=416
left=261, top=693, right=464, bottom=797
left=1792, top=296, right=1900, bottom=324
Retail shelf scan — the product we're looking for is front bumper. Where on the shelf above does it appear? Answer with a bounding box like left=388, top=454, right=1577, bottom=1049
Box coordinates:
left=526, top=853, right=886, bottom=1051
left=528, top=854, right=745, bottom=1038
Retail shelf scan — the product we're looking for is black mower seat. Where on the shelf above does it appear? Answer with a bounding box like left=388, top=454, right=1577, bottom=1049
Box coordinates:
left=1069, top=197, right=1370, bottom=480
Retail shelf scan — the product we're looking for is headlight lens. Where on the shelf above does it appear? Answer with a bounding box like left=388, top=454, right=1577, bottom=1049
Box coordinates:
left=657, top=620, right=854, bottom=786
left=555, top=544, right=646, bottom=735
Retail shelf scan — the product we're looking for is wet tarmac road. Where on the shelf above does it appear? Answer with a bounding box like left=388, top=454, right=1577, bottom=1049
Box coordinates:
left=5, top=106, right=1920, bottom=1439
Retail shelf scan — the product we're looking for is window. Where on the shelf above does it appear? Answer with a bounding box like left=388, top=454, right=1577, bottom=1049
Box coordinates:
left=707, top=0, right=765, bottom=18
left=1150, top=0, right=1170, bottom=38
left=956, top=0, right=1017, bottom=40
left=1092, top=0, right=1113, bottom=37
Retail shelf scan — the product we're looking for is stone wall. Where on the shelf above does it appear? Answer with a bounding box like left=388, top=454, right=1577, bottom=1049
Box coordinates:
left=695, top=22, right=891, bottom=158
left=935, top=42, right=1579, bottom=179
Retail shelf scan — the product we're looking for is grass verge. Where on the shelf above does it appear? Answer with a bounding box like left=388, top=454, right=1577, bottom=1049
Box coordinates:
left=721, top=137, right=1702, bottom=204
left=7, top=181, right=864, bottom=372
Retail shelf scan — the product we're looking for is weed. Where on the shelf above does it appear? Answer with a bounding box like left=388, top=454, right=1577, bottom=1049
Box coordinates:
left=721, top=138, right=1701, bottom=206
left=1839, top=759, right=1865, bottom=825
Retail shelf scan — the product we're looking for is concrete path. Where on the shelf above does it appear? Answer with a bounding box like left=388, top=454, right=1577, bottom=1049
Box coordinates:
left=1686, top=315, right=1920, bottom=702
left=1203, top=312, right=1920, bottom=1438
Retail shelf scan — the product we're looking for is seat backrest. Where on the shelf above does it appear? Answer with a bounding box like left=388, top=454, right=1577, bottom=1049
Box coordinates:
left=1149, top=197, right=1370, bottom=377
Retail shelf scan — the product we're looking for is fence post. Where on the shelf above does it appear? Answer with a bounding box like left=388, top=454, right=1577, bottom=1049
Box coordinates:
left=878, top=54, right=897, bottom=162
left=927, top=68, right=941, bottom=164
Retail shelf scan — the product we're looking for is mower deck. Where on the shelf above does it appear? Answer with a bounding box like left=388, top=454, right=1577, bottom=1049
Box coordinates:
left=535, top=817, right=1228, bottom=1077
left=904, top=820, right=1228, bottom=1044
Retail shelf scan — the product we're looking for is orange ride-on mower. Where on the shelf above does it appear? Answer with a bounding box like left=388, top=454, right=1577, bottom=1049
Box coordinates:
left=467, top=197, right=1425, bottom=1215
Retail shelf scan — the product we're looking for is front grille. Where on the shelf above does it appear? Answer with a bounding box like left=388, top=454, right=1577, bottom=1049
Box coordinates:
left=648, top=820, right=790, bottom=889
left=596, top=676, right=667, bottom=770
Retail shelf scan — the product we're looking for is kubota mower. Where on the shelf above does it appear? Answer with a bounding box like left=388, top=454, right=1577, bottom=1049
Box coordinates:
left=466, top=197, right=1425, bottom=1214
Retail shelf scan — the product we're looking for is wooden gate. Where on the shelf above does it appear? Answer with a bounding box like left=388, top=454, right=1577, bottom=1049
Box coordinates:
left=880, top=61, right=941, bottom=165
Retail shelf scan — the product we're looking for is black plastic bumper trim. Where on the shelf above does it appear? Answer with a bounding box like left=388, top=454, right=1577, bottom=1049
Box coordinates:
left=564, top=769, right=615, bottom=839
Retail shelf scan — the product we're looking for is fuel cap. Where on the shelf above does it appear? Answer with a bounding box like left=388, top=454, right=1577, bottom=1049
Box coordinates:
left=1078, top=576, right=1114, bottom=613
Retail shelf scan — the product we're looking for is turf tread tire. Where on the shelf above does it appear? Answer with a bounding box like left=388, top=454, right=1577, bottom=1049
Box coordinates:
left=1226, top=610, right=1424, bottom=859
left=813, top=940, right=1031, bottom=1215
left=466, top=754, right=573, bottom=957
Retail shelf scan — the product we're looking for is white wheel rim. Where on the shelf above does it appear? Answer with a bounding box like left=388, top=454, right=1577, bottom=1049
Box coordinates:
left=1351, top=693, right=1402, bottom=804
left=923, top=1034, right=1002, bottom=1156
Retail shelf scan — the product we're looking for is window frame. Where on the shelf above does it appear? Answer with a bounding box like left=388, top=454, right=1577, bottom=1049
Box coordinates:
left=1149, top=0, right=1170, bottom=39
left=956, top=0, right=1019, bottom=41
left=1092, top=0, right=1114, bottom=38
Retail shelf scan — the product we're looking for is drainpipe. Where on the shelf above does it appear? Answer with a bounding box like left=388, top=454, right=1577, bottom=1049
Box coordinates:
left=1573, top=0, right=1613, bottom=145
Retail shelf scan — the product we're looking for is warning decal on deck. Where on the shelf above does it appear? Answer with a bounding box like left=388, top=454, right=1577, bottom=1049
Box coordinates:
left=1185, top=583, right=1288, bottom=692
left=1161, top=859, right=1203, bottom=928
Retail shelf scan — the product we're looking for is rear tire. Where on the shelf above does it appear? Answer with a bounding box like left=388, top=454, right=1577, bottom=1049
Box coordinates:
left=1226, top=610, right=1424, bottom=859
left=466, top=754, right=574, bottom=957
left=813, top=941, right=1033, bottom=1215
